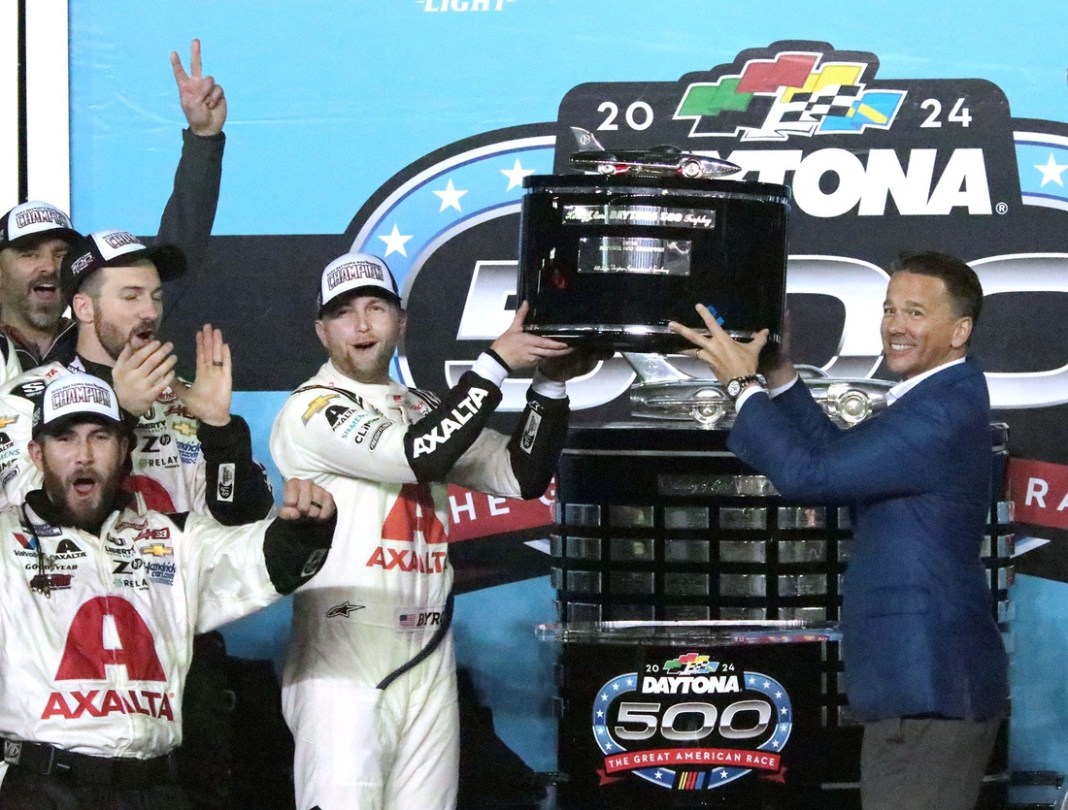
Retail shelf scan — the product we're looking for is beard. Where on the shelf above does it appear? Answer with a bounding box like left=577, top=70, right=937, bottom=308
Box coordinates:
left=334, top=344, right=395, bottom=385
left=95, top=317, right=160, bottom=361
left=10, top=280, right=64, bottom=332
left=41, top=465, right=125, bottom=534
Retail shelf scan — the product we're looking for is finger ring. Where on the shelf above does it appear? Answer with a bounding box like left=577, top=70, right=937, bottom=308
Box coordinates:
left=212, top=361, right=224, bottom=367
left=310, top=500, right=322, bottom=508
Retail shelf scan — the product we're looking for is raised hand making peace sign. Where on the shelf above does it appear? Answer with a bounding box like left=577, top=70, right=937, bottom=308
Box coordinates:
left=170, top=38, right=227, bottom=137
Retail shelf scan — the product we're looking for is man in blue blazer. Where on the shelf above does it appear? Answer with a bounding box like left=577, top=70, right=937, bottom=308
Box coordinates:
left=670, top=252, right=1008, bottom=810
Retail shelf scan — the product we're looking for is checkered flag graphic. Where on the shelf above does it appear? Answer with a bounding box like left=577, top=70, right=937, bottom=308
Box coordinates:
left=780, top=84, right=862, bottom=122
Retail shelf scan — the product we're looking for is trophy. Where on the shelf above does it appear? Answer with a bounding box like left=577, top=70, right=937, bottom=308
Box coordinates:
left=518, top=128, right=790, bottom=353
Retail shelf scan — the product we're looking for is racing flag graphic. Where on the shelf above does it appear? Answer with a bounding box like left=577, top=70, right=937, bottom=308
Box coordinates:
left=674, top=51, right=906, bottom=140
left=782, top=83, right=862, bottom=120
left=1014, top=130, right=1068, bottom=211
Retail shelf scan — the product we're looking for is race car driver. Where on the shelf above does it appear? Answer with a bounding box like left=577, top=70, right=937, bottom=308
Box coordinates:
left=0, top=229, right=274, bottom=525
left=0, top=372, right=337, bottom=809
left=0, top=39, right=227, bottom=374
left=270, top=252, right=596, bottom=810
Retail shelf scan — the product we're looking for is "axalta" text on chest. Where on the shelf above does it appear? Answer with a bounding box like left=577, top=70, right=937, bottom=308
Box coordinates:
left=365, top=546, right=447, bottom=573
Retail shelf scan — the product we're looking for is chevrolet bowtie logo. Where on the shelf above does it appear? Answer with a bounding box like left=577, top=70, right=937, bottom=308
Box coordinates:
left=171, top=421, right=197, bottom=437
left=141, top=543, right=173, bottom=557
left=303, top=394, right=336, bottom=424
left=0, top=415, right=18, bottom=430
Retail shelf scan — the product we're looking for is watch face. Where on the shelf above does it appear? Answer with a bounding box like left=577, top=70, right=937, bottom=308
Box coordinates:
left=727, top=379, right=742, bottom=397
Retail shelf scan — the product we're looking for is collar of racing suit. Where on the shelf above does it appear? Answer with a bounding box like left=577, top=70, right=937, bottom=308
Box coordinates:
left=2, top=317, right=77, bottom=371
left=73, top=353, right=115, bottom=385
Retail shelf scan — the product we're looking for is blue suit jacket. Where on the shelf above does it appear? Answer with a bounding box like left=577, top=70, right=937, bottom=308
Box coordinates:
left=728, top=357, right=1008, bottom=721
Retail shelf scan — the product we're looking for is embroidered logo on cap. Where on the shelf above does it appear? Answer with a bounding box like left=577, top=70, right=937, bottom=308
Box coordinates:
left=15, top=206, right=71, bottom=229
left=50, top=382, right=114, bottom=412
left=326, top=259, right=387, bottom=291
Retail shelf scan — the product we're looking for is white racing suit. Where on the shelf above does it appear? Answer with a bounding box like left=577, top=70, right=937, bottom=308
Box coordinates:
left=0, top=358, right=276, bottom=804
left=270, top=354, right=570, bottom=810
left=0, top=489, right=333, bottom=786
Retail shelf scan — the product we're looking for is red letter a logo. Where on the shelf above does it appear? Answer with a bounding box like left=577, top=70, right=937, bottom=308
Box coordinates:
left=55, top=597, right=166, bottom=681
left=381, top=483, right=446, bottom=545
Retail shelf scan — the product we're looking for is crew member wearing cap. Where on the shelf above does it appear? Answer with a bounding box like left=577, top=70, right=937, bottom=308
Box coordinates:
left=0, top=38, right=227, bottom=372
left=270, top=253, right=600, bottom=810
left=0, top=373, right=337, bottom=809
left=0, top=228, right=274, bottom=527
left=0, top=202, right=78, bottom=381
left=0, top=227, right=276, bottom=808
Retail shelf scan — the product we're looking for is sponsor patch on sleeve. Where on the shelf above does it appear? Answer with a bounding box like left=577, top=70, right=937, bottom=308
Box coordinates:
left=216, top=462, right=235, bottom=503
left=519, top=410, right=542, bottom=454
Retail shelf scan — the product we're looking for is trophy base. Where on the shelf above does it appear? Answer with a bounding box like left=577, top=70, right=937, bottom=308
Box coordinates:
left=525, top=324, right=776, bottom=353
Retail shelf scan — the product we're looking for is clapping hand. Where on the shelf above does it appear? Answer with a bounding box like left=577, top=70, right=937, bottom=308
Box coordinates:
left=176, top=324, right=232, bottom=427
left=112, top=340, right=178, bottom=417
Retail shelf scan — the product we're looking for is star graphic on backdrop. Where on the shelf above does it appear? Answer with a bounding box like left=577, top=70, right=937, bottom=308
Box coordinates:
left=501, top=158, right=536, bottom=190
left=1035, top=153, right=1068, bottom=187
left=378, top=224, right=413, bottom=257
left=432, top=179, right=468, bottom=212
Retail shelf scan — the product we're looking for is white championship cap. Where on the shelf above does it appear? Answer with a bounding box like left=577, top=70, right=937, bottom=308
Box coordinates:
left=34, top=373, right=124, bottom=438
left=317, top=252, right=401, bottom=315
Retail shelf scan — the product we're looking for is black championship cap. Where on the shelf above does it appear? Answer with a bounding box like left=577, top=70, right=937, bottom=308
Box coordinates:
left=60, top=229, right=187, bottom=301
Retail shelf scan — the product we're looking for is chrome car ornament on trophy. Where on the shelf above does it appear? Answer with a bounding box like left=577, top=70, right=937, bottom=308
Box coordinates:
left=568, top=127, right=742, bottom=180
left=625, top=354, right=895, bottom=429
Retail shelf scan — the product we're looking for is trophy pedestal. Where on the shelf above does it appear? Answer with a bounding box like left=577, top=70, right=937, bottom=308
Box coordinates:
left=542, top=423, right=1012, bottom=808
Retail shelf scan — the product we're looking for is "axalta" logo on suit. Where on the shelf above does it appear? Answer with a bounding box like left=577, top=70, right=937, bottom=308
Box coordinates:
left=41, top=596, right=174, bottom=722
left=42, top=689, right=174, bottom=721
left=372, top=483, right=449, bottom=572
left=366, top=545, right=447, bottom=573
left=410, top=387, right=489, bottom=457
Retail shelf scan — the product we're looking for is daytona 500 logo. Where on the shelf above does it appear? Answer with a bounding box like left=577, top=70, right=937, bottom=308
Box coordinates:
left=591, top=653, right=792, bottom=791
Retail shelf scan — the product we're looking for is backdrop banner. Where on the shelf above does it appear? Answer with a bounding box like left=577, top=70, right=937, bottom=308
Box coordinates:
left=51, top=0, right=1068, bottom=786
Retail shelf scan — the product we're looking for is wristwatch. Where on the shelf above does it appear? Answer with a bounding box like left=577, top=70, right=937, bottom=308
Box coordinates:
left=726, top=375, right=761, bottom=399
